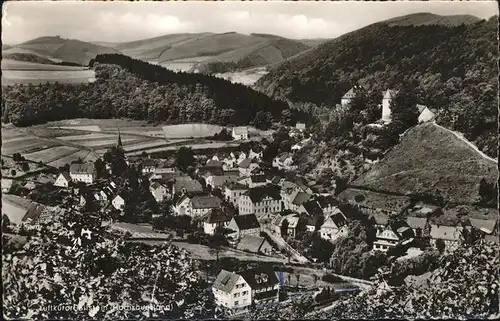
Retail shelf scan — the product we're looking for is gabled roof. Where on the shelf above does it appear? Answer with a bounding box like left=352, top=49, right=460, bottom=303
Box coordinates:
left=416, top=104, right=427, bottom=113
left=383, top=89, right=398, bottom=99
left=173, top=177, right=203, bottom=193
left=236, top=235, right=268, bottom=253
left=233, top=126, right=249, bottom=135
left=291, top=191, right=311, bottom=206
left=213, top=270, right=240, bottom=293
left=251, top=175, right=267, bottom=183
left=239, top=268, right=279, bottom=290
left=232, top=214, right=260, bottom=230
left=342, top=87, right=356, bottom=99
left=282, top=214, right=299, bottom=229
left=316, top=195, right=338, bottom=209
left=323, top=210, right=347, bottom=229
left=238, top=158, right=252, bottom=169
left=58, top=172, right=71, bottom=181
left=206, top=159, right=223, bottom=167
left=191, top=195, right=221, bottom=209
left=300, top=200, right=323, bottom=216
left=243, top=185, right=281, bottom=203
left=150, top=182, right=165, bottom=190
left=469, top=218, right=497, bottom=234
left=204, top=208, right=231, bottom=224
left=406, top=216, right=428, bottom=230
left=430, top=224, right=462, bottom=241
left=210, top=175, right=239, bottom=187
left=69, top=163, right=95, bottom=174
left=224, top=182, right=248, bottom=191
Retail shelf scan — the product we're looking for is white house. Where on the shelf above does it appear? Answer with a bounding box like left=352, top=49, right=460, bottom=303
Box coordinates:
left=239, top=185, right=282, bottom=216
left=272, top=153, right=296, bottom=171
left=341, top=87, right=357, bottom=107
left=417, top=104, right=437, bottom=123
left=2, top=178, right=13, bottom=193
left=174, top=194, right=222, bottom=217
left=320, top=210, right=348, bottom=241
left=54, top=172, right=71, bottom=188
left=381, top=89, right=398, bottom=123
left=203, top=209, right=232, bottom=235
left=296, top=123, right=306, bottom=131
left=227, top=214, right=261, bottom=240
left=232, top=127, right=249, bottom=140
left=149, top=182, right=168, bottom=203
left=69, top=163, right=96, bottom=184
left=112, top=193, right=127, bottom=211
left=212, top=270, right=252, bottom=311
left=248, top=149, right=264, bottom=161
left=224, top=183, right=248, bottom=207
left=373, top=222, right=414, bottom=252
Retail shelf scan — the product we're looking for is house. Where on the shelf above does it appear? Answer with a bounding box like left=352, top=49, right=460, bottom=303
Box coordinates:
left=381, top=89, right=398, bottom=123
left=239, top=175, right=267, bottom=188
left=284, top=189, right=311, bottom=211
left=320, top=209, right=348, bottom=241
left=227, top=214, right=261, bottom=240
left=2, top=178, right=14, bottom=193
left=175, top=194, right=222, bottom=217
left=373, top=222, right=414, bottom=252
left=69, top=163, right=96, bottom=184
left=205, top=174, right=239, bottom=190
left=298, top=200, right=323, bottom=231
left=238, top=158, right=260, bottom=177
left=141, top=159, right=157, bottom=174
left=275, top=213, right=300, bottom=238
left=248, top=148, right=263, bottom=161
left=407, top=202, right=442, bottom=218
left=337, top=188, right=412, bottom=217
left=316, top=195, right=338, bottom=215
left=341, top=87, right=357, bottom=107
left=430, top=224, right=462, bottom=252
left=54, top=172, right=71, bottom=188
left=212, top=270, right=252, bottom=311
left=224, top=182, right=248, bottom=207
left=417, top=104, right=437, bottom=123
left=296, top=123, right=306, bottom=131
left=150, top=182, right=168, bottom=203
left=2, top=194, right=47, bottom=225
left=221, top=156, right=238, bottom=170
left=232, top=127, right=249, bottom=140
left=406, top=216, right=428, bottom=237
left=231, top=151, right=248, bottom=163
left=239, top=268, right=280, bottom=307
left=172, top=177, right=203, bottom=195
left=272, top=153, right=296, bottom=171
left=112, top=193, right=128, bottom=211
left=236, top=235, right=273, bottom=255
left=239, top=185, right=282, bottom=216
left=203, top=209, right=232, bottom=235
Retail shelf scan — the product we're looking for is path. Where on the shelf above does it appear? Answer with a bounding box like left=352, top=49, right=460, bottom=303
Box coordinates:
left=432, top=122, right=497, bottom=163
left=262, top=227, right=310, bottom=264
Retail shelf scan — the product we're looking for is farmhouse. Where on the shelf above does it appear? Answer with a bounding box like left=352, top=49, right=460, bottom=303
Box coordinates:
left=149, top=182, right=168, bottom=203
left=54, top=172, right=71, bottom=188
left=373, top=222, right=414, bottom=252
left=175, top=194, right=222, bottom=217
left=203, top=209, right=232, bottom=235
left=227, top=214, right=261, bottom=240
left=236, top=235, right=273, bottom=255
left=239, top=185, right=282, bottom=216
left=232, top=127, right=249, bottom=140
left=381, top=89, right=398, bottom=123
left=430, top=224, right=463, bottom=252
left=69, top=163, right=96, bottom=184
left=320, top=209, right=348, bottom=241
left=238, top=268, right=280, bottom=307
left=224, top=182, right=248, bottom=207
left=172, top=177, right=203, bottom=195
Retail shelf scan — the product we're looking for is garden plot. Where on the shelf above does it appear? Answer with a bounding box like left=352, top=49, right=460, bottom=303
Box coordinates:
left=48, top=150, right=95, bottom=168
left=23, top=146, right=80, bottom=164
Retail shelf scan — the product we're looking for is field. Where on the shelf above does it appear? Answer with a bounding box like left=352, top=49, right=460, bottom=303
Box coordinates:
left=2, top=59, right=96, bottom=85
left=23, top=146, right=80, bottom=163
left=162, top=124, right=225, bottom=138
left=215, top=66, right=269, bottom=86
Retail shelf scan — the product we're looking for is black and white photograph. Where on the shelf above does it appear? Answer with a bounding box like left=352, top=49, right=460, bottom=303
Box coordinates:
left=1, top=0, right=499, bottom=319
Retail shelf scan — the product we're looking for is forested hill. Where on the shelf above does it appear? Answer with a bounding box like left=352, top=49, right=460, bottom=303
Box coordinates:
left=255, top=15, right=498, bottom=156
left=1, top=54, right=290, bottom=127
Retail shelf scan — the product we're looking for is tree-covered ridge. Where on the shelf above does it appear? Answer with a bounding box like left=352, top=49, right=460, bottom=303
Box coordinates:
left=2, top=211, right=219, bottom=320
left=2, top=53, right=289, bottom=127
left=256, top=18, right=498, bottom=156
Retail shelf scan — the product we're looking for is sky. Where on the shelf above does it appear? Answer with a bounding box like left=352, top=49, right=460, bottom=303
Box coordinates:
left=2, top=1, right=498, bottom=44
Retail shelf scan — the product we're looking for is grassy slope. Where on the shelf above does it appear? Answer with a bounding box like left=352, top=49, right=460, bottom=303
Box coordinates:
left=3, top=36, right=119, bottom=65
left=385, top=12, right=481, bottom=26
left=353, top=122, right=498, bottom=205
left=2, top=53, right=56, bottom=65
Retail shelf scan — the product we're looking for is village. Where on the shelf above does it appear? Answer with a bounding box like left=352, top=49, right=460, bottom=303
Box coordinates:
left=2, top=87, right=498, bottom=316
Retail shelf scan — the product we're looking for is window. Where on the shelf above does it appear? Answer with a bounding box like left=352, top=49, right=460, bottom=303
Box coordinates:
left=242, top=291, right=248, bottom=295
left=235, top=301, right=239, bottom=306
left=234, top=293, right=240, bottom=298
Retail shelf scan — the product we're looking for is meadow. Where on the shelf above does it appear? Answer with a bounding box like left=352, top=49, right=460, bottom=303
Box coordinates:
left=162, top=123, right=225, bottom=138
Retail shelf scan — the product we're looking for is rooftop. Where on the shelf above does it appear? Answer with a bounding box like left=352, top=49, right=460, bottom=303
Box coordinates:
left=191, top=195, right=222, bottom=209
left=69, top=163, right=95, bottom=174
left=232, top=214, right=260, bottom=230
left=213, top=270, right=240, bottom=293
left=233, top=126, right=249, bottom=135
left=239, top=268, right=279, bottom=290
left=430, top=224, right=462, bottom=241
left=243, top=185, right=281, bottom=203
left=204, top=208, right=231, bottom=224
left=173, top=177, right=203, bottom=193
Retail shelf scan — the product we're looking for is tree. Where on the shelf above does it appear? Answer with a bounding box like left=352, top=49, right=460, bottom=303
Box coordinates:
left=280, top=219, right=289, bottom=238
left=208, top=226, right=229, bottom=264
left=435, top=238, right=446, bottom=253
left=2, top=214, right=11, bottom=232
left=252, top=111, right=272, bottom=130
left=281, top=109, right=293, bottom=125
left=21, top=162, right=30, bottom=172
left=388, top=87, right=419, bottom=135
left=10, top=169, right=16, bottom=176
left=175, top=147, right=194, bottom=172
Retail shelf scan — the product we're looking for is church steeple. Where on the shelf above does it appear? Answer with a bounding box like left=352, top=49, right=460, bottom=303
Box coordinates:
left=116, top=128, right=123, bottom=149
